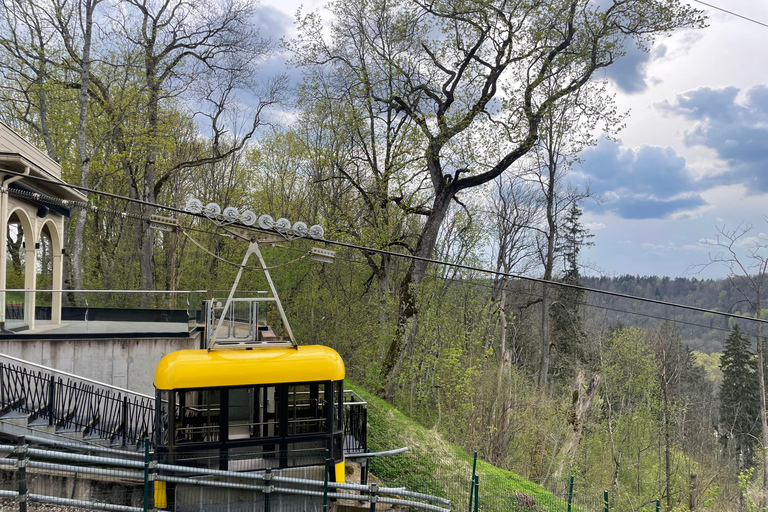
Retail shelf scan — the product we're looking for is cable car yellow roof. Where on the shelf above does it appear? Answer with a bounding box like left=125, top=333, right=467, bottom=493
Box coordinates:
left=154, top=345, right=345, bottom=390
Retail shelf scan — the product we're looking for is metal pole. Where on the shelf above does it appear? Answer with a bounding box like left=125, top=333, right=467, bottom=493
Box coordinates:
left=656, top=499, right=660, bottom=512
left=47, top=375, right=54, bottom=426
left=143, top=438, right=149, bottom=512
left=16, top=443, right=27, bottom=512
left=323, top=450, right=330, bottom=512
left=567, top=476, right=574, bottom=512
left=264, top=469, right=271, bottom=512
left=122, top=397, right=128, bottom=446
left=369, top=483, right=378, bottom=512
left=473, top=475, right=479, bottom=512
left=468, top=452, right=477, bottom=512
left=604, top=490, right=609, bottom=512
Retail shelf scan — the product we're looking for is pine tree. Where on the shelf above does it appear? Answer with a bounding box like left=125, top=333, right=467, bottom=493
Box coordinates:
left=720, top=324, right=761, bottom=469
left=551, top=202, right=593, bottom=380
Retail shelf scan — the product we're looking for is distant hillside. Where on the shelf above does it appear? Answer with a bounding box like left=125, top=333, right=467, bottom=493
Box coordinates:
left=580, top=275, right=765, bottom=353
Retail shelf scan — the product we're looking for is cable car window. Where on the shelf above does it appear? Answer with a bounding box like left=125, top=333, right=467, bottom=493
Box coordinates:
left=175, top=389, right=221, bottom=443
left=157, top=390, right=170, bottom=446
left=229, top=385, right=280, bottom=440
left=287, top=383, right=327, bottom=435
left=334, top=381, right=343, bottom=432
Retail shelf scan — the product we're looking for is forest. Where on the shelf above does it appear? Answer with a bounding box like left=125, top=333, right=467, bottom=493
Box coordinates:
left=2, top=0, right=768, bottom=509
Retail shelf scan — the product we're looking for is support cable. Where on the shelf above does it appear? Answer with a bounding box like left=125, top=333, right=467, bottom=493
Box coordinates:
left=180, top=229, right=308, bottom=271
left=2, top=168, right=766, bottom=327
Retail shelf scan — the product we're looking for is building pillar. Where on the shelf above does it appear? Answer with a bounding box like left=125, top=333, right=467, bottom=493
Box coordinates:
left=52, top=251, right=62, bottom=324
left=0, top=186, right=8, bottom=328
left=24, top=244, right=36, bottom=330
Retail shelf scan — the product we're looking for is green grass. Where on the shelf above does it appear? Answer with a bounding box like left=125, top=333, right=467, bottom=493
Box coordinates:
left=348, top=384, right=596, bottom=512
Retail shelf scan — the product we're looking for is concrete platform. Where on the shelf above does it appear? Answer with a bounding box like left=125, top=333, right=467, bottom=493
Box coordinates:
left=2, top=320, right=197, bottom=340
left=11, top=320, right=193, bottom=336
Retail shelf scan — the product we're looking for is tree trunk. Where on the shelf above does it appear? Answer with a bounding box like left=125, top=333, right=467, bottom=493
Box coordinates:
left=497, top=282, right=513, bottom=459
left=71, top=0, right=95, bottom=295
left=538, top=161, right=557, bottom=388
left=381, top=187, right=454, bottom=397
left=664, top=388, right=672, bottom=510
left=553, top=371, right=602, bottom=478
left=756, top=295, right=767, bottom=509
left=377, top=253, right=390, bottom=338
left=539, top=282, right=550, bottom=387
left=139, top=76, right=160, bottom=299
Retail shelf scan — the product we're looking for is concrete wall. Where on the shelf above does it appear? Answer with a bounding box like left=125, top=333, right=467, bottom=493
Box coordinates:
left=0, top=333, right=200, bottom=395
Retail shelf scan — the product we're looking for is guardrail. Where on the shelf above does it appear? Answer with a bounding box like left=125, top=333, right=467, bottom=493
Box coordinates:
left=0, top=442, right=451, bottom=512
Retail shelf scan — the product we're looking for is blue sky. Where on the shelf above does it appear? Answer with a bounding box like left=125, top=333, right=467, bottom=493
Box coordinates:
left=256, top=0, right=768, bottom=279
left=569, top=5, right=768, bottom=279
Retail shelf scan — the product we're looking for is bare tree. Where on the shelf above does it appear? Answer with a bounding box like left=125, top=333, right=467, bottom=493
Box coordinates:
left=110, top=0, right=280, bottom=294
left=489, top=170, right=539, bottom=459
left=294, top=0, right=704, bottom=395
left=694, top=222, right=768, bottom=507
left=0, top=0, right=66, bottom=160
left=45, top=0, right=105, bottom=292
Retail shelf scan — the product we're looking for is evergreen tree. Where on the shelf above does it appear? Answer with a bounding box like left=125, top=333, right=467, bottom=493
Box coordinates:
left=551, top=202, right=593, bottom=380
left=719, top=324, right=761, bottom=469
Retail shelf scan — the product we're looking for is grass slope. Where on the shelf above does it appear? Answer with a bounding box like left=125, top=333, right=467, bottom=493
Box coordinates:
left=349, top=384, right=576, bottom=512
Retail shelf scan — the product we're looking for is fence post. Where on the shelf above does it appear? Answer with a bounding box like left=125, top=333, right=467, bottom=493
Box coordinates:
left=604, top=490, right=609, bottom=512
left=143, top=438, right=149, bottom=512
left=264, top=469, right=272, bottom=512
left=16, top=443, right=27, bottom=512
left=323, top=450, right=330, bottom=512
left=567, top=476, right=574, bottom=512
left=473, top=475, right=479, bottom=512
left=369, top=483, right=378, bottom=512
left=47, top=375, right=54, bottom=426
left=122, top=397, right=129, bottom=446
left=468, top=452, right=477, bottom=512
left=656, top=499, right=660, bottom=512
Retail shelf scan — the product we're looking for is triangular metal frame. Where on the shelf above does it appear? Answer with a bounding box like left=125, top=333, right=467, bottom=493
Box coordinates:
left=207, top=236, right=297, bottom=350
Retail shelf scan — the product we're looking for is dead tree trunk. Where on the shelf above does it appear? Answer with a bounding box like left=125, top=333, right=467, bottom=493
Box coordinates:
left=553, top=371, right=602, bottom=478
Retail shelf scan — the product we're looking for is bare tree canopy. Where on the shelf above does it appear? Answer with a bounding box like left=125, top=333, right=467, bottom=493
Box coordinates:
left=292, top=0, right=706, bottom=394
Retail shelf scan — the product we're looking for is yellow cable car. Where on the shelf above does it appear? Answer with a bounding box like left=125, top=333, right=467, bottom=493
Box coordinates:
left=153, top=345, right=347, bottom=483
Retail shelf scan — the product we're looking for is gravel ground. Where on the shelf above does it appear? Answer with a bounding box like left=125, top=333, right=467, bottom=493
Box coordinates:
left=0, top=497, right=128, bottom=511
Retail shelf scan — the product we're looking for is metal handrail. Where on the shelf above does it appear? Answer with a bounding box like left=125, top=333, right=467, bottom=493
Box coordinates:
left=0, top=352, right=153, bottom=398
left=1, top=289, right=208, bottom=294
left=0, top=355, right=155, bottom=446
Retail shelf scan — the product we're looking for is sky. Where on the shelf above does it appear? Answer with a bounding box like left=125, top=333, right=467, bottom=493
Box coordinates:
left=253, top=0, right=768, bottom=279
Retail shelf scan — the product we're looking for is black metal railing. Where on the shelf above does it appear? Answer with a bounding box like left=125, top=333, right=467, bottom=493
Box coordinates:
left=0, top=355, right=368, bottom=458
left=343, top=391, right=367, bottom=455
left=0, top=360, right=154, bottom=447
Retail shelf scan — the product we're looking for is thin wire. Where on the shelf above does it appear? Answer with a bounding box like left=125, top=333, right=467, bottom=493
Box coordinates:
left=691, top=0, right=768, bottom=28
left=3, top=168, right=766, bottom=327
left=284, top=244, right=760, bottom=338
left=181, top=229, right=309, bottom=270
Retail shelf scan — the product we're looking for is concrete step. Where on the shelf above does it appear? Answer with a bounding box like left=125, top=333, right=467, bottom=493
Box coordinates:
left=0, top=410, right=27, bottom=420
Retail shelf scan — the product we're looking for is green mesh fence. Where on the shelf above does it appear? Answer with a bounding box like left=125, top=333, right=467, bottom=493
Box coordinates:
left=366, top=451, right=614, bottom=512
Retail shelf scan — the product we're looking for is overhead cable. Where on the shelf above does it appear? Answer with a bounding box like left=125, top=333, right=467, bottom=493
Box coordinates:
left=2, top=168, right=766, bottom=327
